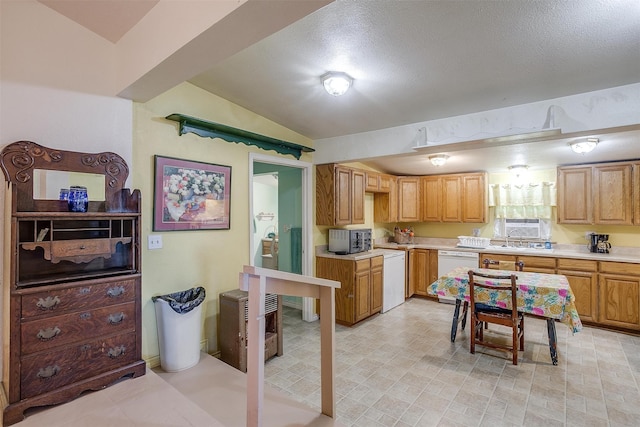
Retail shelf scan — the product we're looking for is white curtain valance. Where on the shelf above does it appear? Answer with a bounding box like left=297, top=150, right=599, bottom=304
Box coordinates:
left=489, top=182, right=556, bottom=219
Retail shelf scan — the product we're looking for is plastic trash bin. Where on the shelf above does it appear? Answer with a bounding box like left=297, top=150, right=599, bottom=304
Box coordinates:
left=152, top=287, right=206, bottom=372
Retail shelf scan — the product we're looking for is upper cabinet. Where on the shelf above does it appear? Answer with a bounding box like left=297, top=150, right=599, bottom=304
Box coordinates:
left=421, top=172, right=487, bottom=223
left=558, top=162, right=637, bottom=225
left=397, top=177, right=421, bottom=222
left=373, top=176, right=398, bottom=223
left=316, top=163, right=365, bottom=225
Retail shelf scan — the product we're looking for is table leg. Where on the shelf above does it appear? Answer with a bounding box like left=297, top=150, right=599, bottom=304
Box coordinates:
left=461, top=302, right=468, bottom=330
left=450, top=299, right=462, bottom=342
left=546, top=318, right=558, bottom=365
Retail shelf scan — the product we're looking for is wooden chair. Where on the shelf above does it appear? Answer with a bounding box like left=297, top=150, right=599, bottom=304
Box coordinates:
left=468, top=269, right=524, bottom=365
left=450, top=259, right=523, bottom=342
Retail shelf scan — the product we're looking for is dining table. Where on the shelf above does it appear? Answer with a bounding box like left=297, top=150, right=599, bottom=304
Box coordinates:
left=429, top=266, right=583, bottom=365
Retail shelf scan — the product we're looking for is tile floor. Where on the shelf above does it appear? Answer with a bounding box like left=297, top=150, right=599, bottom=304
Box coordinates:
left=11, top=297, right=640, bottom=426
left=264, top=298, right=640, bottom=427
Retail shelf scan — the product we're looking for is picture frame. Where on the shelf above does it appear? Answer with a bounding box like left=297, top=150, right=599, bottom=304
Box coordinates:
left=153, top=155, right=231, bottom=231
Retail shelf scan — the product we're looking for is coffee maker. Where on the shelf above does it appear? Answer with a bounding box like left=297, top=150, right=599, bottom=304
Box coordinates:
left=588, top=233, right=611, bottom=253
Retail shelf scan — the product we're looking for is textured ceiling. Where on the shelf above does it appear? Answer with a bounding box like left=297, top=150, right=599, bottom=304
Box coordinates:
left=35, top=0, right=640, bottom=174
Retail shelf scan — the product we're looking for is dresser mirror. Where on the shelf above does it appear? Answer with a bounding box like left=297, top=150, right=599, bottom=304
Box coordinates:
left=33, top=169, right=106, bottom=201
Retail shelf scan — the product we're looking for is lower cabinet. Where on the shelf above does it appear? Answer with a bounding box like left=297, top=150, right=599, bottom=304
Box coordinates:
left=557, top=258, right=598, bottom=323
left=597, top=262, right=640, bottom=331
left=408, top=249, right=437, bottom=297
left=317, top=256, right=383, bottom=326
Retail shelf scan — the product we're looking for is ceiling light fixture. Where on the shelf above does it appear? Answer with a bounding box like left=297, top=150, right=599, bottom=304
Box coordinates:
left=429, top=154, right=449, bottom=166
left=321, top=71, right=353, bottom=96
left=570, top=138, right=599, bottom=154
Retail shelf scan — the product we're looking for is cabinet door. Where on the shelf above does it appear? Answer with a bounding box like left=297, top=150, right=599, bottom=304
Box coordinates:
left=462, top=173, right=486, bottom=223
left=316, top=257, right=354, bottom=325
left=634, top=163, right=640, bottom=225
left=413, top=249, right=429, bottom=296
left=379, top=174, right=393, bottom=193
left=428, top=251, right=439, bottom=288
left=421, top=176, right=441, bottom=222
left=354, top=271, right=371, bottom=322
left=370, top=256, right=383, bottom=314
left=351, top=169, right=365, bottom=224
left=598, top=274, right=640, bottom=330
left=559, top=269, right=597, bottom=322
left=593, top=163, right=632, bottom=225
left=441, top=175, right=462, bottom=222
left=398, top=177, right=421, bottom=222
left=335, top=166, right=353, bottom=225
left=374, top=177, right=397, bottom=223
left=407, top=249, right=416, bottom=297
left=557, top=166, right=592, bottom=224
left=365, top=172, right=380, bottom=192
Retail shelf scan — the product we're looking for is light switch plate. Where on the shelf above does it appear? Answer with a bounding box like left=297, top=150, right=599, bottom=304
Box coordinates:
left=148, top=234, right=163, bottom=250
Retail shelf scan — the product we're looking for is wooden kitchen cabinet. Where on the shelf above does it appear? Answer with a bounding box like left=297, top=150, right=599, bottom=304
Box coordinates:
left=374, top=176, right=398, bottom=222
left=316, top=163, right=365, bottom=225
left=593, top=163, right=633, bottom=225
left=557, top=166, right=592, bottom=224
left=597, top=262, right=640, bottom=331
left=479, top=253, right=516, bottom=268
left=462, top=173, right=487, bottom=223
left=518, top=255, right=556, bottom=274
left=558, top=162, right=635, bottom=225
left=316, top=255, right=383, bottom=326
left=634, top=162, right=640, bottom=225
left=397, top=177, right=421, bottom=222
left=365, top=171, right=380, bottom=192
left=557, top=258, right=598, bottom=323
left=421, top=172, right=487, bottom=223
left=0, top=142, right=145, bottom=425
left=408, top=249, right=437, bottom=297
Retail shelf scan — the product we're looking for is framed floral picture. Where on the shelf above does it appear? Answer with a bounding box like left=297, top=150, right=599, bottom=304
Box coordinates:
left=153, top=155, right=231, bottom=231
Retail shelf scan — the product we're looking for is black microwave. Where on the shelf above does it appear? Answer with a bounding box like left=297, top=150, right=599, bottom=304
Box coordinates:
left=328, top=229, right=372, bottom=254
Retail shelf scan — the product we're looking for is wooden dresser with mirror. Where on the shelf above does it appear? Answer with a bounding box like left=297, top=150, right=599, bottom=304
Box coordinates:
left=0, top=141, right=145, bottom=425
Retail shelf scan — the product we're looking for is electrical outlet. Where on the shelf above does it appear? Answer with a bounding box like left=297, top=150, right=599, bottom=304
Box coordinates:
left=148, top=234, right=163, bottom=250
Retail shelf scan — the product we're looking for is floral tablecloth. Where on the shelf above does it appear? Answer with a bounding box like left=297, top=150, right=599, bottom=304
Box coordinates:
left=429, top=267, right=583, bottom=333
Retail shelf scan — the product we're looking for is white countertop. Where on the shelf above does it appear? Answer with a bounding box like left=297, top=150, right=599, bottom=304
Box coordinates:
left=315, top=240, right=640, bottom=264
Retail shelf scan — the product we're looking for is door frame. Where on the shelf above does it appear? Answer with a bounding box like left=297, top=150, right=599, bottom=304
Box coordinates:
left=248, top=153, right=318, bottom=322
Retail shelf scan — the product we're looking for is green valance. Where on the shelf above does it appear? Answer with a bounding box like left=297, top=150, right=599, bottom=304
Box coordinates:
left=165, top=113, right=314, bottom=160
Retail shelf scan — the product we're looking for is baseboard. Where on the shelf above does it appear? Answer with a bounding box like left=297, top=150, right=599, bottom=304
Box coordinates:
left=145, top=339, right=210, bottom=369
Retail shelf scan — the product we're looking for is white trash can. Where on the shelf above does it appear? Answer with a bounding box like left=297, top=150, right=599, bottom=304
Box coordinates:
left=152, top=287, right=206, bottom=372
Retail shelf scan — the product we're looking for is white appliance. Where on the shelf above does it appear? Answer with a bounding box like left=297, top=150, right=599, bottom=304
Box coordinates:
left=437, top=250, right=480, bottom=304
left=382, top=250, right=406, bottom=313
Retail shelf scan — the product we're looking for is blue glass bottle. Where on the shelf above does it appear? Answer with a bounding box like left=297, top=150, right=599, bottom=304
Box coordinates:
left=68, top=186, right=88, bottom=212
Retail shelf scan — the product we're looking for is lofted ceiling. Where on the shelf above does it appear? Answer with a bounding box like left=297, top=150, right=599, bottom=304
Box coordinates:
left=39, top=0, right=640, bottom=174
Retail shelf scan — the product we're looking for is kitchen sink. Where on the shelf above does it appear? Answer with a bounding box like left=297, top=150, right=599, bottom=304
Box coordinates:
left=484, top=245, right=554, bottom=254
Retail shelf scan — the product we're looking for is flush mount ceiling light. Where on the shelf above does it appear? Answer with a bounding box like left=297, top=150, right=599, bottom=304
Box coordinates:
left=570, top=138, right=599, bottom=154
left=508, top=164, right=529, bottom=176
left=321, top=71, right=353, bottom=96
left=429, top=154, right=449, bottom=166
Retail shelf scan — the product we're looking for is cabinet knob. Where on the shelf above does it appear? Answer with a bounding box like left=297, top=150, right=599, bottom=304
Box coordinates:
left=36, top=296, right=61, bottom=310
left=108, top=312, right=125, bottom=325
left=37, top=326, right=61, bottom=341
left=106, top=286, right=125, bottom=298
left=37, top=365, right=60, bottom=380
left=107, top=345, right=126, bottom=358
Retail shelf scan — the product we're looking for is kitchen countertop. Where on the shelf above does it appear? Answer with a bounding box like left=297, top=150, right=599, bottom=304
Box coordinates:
left=316, top=239, right=640, bottom=264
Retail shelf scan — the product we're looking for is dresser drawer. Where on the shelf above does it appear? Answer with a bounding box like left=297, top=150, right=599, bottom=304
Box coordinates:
left=51, top=239, right=111, bottom=258
left=21, top=302, right=136, bottom=355
left=21, top=278, right=137, bottom=319
left=20, top=331, right=137, bottom=400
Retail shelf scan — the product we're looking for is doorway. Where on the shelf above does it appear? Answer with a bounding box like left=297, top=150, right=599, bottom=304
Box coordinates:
left=249, top=153, right=316, bottom=322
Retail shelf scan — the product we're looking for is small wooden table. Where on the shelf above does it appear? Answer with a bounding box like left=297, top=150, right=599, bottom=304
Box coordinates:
left=429, top=267, right=583, bottom=365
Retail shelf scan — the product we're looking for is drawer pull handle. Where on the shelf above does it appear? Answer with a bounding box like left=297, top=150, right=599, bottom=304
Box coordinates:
left=107, top=286, right=125, bottom=298
left=36, top=296, right=61, bottom=310
left=37, top=326, right=61, bottom=341
left=79, top=245, right=86, bottom=250
left=108, top=345, right=126, bottom=359
left=108, top=312, right=125, bottom=324
left=37, top=365, right=60, bottom=380
left=79, top=312, right=91, bottom=320
left=79, top=287, right=91, bottom=295
left=80, top=344, right=91, bottom=352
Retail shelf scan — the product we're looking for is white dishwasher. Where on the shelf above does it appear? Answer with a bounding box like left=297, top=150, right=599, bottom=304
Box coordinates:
left=437, top=250, right=479, bottom=304
left=382, top=250, right=406, bottom=313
